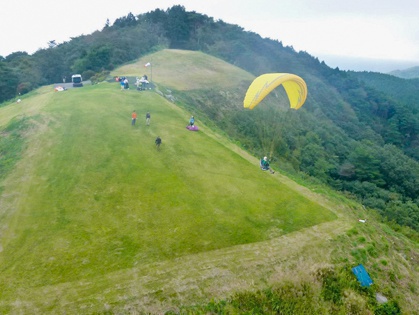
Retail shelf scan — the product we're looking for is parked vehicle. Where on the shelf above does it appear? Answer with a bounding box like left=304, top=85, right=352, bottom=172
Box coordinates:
left=72, top=74, right=83, bottom=87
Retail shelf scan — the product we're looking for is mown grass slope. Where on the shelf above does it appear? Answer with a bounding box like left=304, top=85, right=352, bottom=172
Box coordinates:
left=0, top=50, right=417, bottom=314
left=0, top=54, right=337, bottom=313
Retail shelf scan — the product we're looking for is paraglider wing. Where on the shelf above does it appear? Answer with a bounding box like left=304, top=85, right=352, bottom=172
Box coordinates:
left=243, top=73, right=307, bottom=110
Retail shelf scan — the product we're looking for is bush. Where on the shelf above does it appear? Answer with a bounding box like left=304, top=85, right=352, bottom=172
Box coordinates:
left=89, top=71, right=110, bottom=84
left=17, top=82, right=33, bottom=95
left=82, top=70, right=96, bottom=80
left=318, top=269, right=343, bottom=304
left=375, top=300, right=401, bottom=315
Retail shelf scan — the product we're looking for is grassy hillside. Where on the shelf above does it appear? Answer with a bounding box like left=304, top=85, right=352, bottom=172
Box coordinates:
left=0, top=50, right=418, bottom=314
left=114, top=49, right=254, bottom=91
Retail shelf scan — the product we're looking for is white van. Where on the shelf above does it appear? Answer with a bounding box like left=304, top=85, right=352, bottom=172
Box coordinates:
left=71, top=74, right=83, bottom=87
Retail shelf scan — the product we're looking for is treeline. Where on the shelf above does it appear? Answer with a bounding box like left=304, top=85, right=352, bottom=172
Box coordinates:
left=0, top=12, right=169, bottom=103
left=0, top=6, right=418, bottom=232
left=0, top=5, right=317, bottom=104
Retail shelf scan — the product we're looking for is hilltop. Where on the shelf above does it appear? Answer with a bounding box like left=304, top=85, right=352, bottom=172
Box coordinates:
left=115, top=49, right=254, bottom=91
left=0, top=50, right=418, bottom=314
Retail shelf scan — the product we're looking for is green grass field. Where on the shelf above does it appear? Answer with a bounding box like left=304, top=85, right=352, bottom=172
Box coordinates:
left=1, top=50, right=416, bottom=314
left=0, top=77, right=336, bottom=312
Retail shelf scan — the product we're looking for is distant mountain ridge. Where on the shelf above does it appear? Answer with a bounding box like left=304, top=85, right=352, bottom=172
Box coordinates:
left=388, top=65, right=419, bottom=79
left=318, top=54, right=418, bottom=73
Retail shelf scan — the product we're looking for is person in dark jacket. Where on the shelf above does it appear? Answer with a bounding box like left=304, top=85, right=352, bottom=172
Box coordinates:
left=155, top=136, right=162, bottom=149
left=146, top=112, right=151, bottom=125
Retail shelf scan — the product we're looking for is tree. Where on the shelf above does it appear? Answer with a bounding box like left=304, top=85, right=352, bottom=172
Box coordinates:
left=72, top=45, right=112, bottom=73
left=34, top=48, right=67, bottom=84
left=113, top=12, right=137, bottom=28
left=348, top=142, right=386, bottom=186
left=0, top=62, right=19, bottom=103
left=165, top=5, right=190, bottom=48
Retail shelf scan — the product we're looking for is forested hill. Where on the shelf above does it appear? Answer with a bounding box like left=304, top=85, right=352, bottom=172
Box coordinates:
left=1, top=5, right=418, bottom=234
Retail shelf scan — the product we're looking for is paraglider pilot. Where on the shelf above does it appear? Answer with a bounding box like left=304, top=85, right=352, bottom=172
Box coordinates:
left=155, top=136, right=162, bottom=149
left=260, top=156, right=275, bottom=174
left=189, top=116, right=195, bottom=126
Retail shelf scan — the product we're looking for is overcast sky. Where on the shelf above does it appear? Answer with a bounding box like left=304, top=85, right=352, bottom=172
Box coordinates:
left=1, top=0, right=418, bottom=72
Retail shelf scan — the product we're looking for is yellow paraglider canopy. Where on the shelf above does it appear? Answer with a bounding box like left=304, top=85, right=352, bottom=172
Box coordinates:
left=243, top=73, right=308, bottom=110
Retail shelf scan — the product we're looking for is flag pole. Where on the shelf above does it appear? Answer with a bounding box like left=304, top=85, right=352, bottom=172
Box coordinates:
left=144, top=61, right=152, bottom=84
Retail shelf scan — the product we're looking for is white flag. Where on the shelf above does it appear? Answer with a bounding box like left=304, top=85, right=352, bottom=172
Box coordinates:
left=144, top=62, right=151, bottom=67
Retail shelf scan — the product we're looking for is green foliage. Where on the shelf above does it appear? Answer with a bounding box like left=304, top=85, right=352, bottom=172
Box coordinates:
left=165, top=5, right=191, bottom=48
left=113, top=12, right=137, bottom=28
left=0, top=61, right=19, bottom=103
left=16, top=81, right=33, bottom=95
left=170, top=283, right=326, bottom=315
left=72, top=45, right=112, bottom=73
left=35, top=48, right=67, bottom=83
left=374, top=300, right=402, bottom=315
left=316, top=267, right=344, bottom=304
left=231, top=283, right=322, bottom=315
left=89, top=70, right=110, bottom=84
left=381, top=200, right=419, bottom=231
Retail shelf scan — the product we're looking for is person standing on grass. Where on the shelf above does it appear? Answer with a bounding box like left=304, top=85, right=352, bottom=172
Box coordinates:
left=131, top=110, right=137, bottom=126
left=146, top=112, right=151, bottom=126
left=155, top=136, right=161, bottom=149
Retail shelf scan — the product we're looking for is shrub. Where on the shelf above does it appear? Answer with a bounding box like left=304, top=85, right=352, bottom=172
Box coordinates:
left=374, top=300, right=401, bottom=315
left=17, top=82, right=33, bottom=95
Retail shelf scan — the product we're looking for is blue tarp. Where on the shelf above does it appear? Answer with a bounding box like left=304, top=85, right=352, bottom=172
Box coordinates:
left=352, top=264, right=373, bottom=287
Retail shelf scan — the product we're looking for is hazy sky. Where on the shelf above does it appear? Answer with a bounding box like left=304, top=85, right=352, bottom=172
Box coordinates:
left=1, top=0, right=418, bottom=71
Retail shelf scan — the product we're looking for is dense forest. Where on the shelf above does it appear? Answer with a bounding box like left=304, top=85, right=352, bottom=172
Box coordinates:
left=1, top=5, right=418, bottom=234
